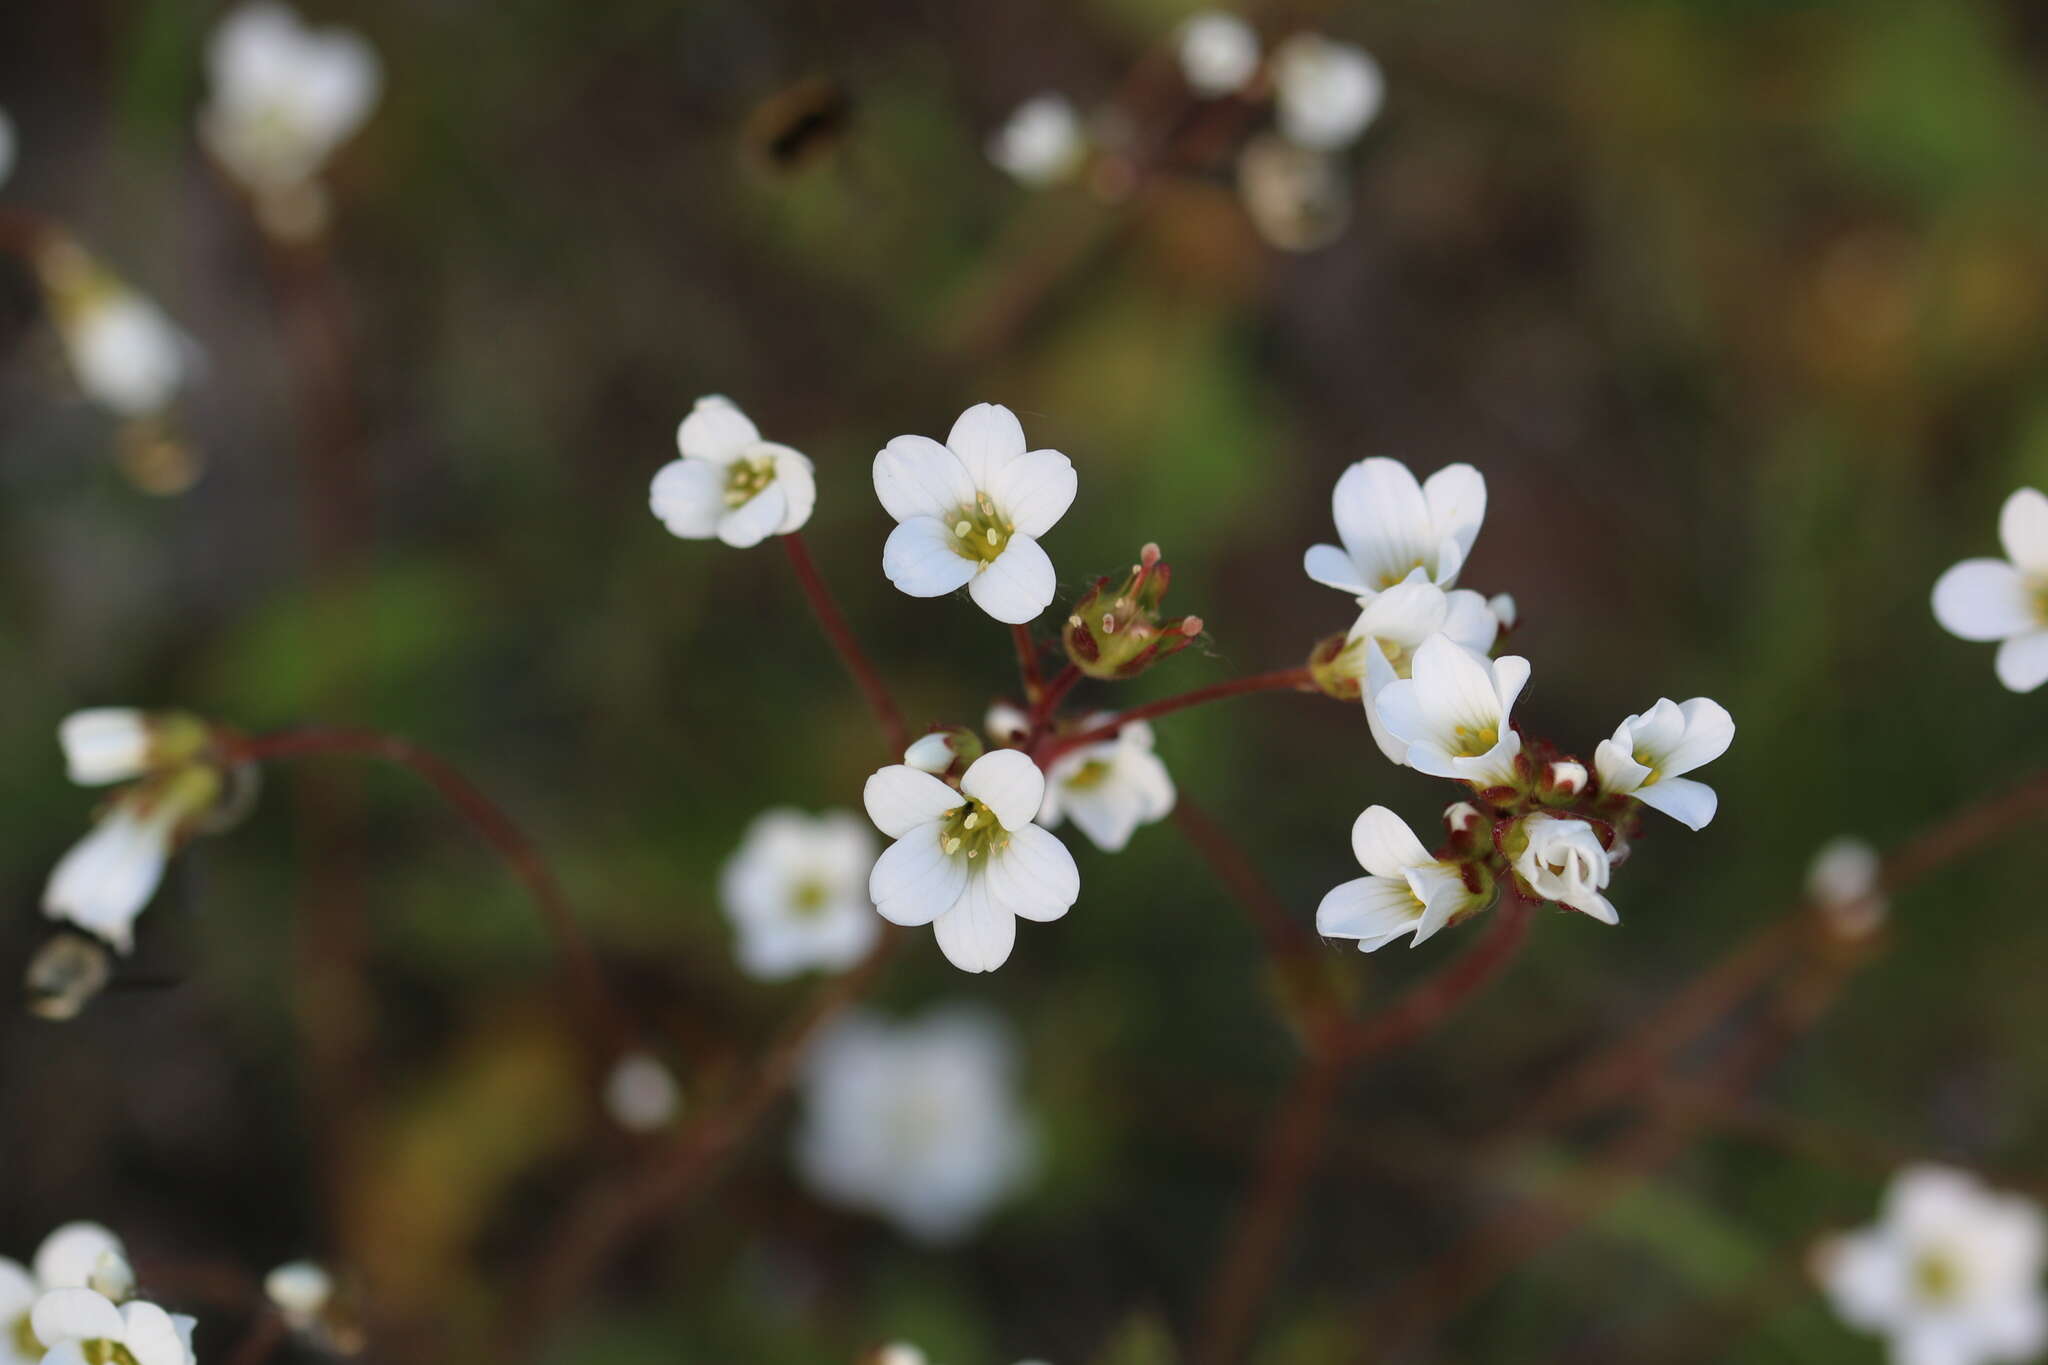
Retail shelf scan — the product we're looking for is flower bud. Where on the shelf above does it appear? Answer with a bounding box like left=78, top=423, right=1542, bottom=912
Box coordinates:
left=605, top=1050, right=683, bottom=1133
left=1541, top=759, right=1588, bottom=802
left=1061, top=544, right=1203, bottom=680
left=902, top=726, right=982, bottom=775
left=1308, top=631, right=1366, bottom=701
left=984, top=702, right=1030, bottom=747
left=265, top=1261, right=333, bottom=1328
left=1807, top=837, right=1886, bottom=942
left=59, top=708, right=213, bottom=787
left=24, top=932, right=114, bottom=1021
left=1489, top=593, right=1518, bottom=633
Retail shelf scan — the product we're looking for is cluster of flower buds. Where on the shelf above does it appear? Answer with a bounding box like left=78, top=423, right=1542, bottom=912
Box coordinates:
left=0, top=1224, right=196, bottom=1365
left=1061, top=544, right=1204, bottom=680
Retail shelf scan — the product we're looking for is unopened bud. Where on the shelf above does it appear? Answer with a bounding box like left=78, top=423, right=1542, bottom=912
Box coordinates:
left=1807, top=837, right=1886, bottom=942
left=89, top=1249, right=135, bottom=1303
left=1489, top=594, right=1518, bottom=633
left=1062, top=546, right=1202, bottom=680
left=1546, top=760, right=1588, bottom=798
left=25, top=933, right=113, bottom=1021
left=984, top=702, right=1030, bottom=747
left=872, top=1347, right=928, bottom=1365
left=266, top=1261, right=334, bottom=1326
left=605, top=1050, right=683, bottom=1133
left=1444, top=802, right=1484, bottom=835
left=903, top=726, right=982, bottom=774
left=1308, top=631, right=1366, bottom=701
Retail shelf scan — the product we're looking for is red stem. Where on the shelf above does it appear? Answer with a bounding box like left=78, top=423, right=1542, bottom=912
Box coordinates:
left=780, top=533, right=907, bottom=754
left=1011, top=623, right=1046, bottom=703
left=1335, top=890, right=1538, bottom=1063
left=1026, top=664, right=1084, bottom=738
left=1036, top=666, right=1316, bottom=765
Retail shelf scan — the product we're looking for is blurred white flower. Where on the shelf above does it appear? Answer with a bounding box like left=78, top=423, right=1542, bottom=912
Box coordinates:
left=1304, top=457, right=1487, bottom=602
left=1237, top=133, right=1349, bottom=253
left=987, top=94, right=1084, bottom=187
left=1808, top=836, right=1886, bottom=940
left=1317, top=806, right=1490, bottom=951
left=1593, top=697, right=1735, bottom=831
left=37, top=245, right=197, bottom=420
left=1344, top=577, right=1499, bottom=767
left=793, top=1006, right=1033, bottom=1243
left=1178, top=13, right=1261, bottom=96
left=200, top=2, right=380, bottom=234
left=0, top=1225, right=134, bottom=1365
left=1818, top=1165, right=2047, bottom=1365
left=1373, top=634, right=1528, bottom=789
left=263, top=1261, right=331, bottom=1329
left=44, top=765, right=221, bottom=955
left=1039, top=718, right=1175, bottom=853
left=875, top=1346, right=928, bottom=1365
left=1488, top=593, right=1517, bottom=632
left=1272, top=33, right=1383, bottom=150
left=0, top=108, right=15, bottom=191
left=60, top=710, right=159, bottom=787
left=650, top=395, right=816, bottom=549
left=1513, top=814, right=1617, bottom=925
left=1933, top=488, right=2048, bottom=693
left=986, top=701, right=1031, bottom=747
left=30, top=1289, right=195, bottom=1365
left=864, top=750, right=1079, bottom=973
left=875, top=403, right=1077, bottom=625
left=604, top=1050, right=682, bottom=1132
left=720, top=809, right=879, bottom=979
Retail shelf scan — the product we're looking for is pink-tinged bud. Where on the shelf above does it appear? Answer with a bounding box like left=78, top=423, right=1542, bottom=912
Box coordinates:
left=1061, top=546, right=1204, bottom=680
left=1546, top=759, right=1588, bottom=798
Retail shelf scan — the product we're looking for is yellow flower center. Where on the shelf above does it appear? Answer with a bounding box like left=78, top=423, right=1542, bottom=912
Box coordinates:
left=1062, top=759, right=1113, bottom=792
left=1913, top=1249, right=1961, bottom=1304
left=76, top=1342, right=140, bottom=1365
left=788, top=877, right=830, bottom=918
left=722, top=455, right=777, bottom=507
left=947, top=494, right=1014, bottom=565
left=938, top=798, right=1010, bottom=863
left=1376, top=637, right=1418, bottom=678
left=1631, top=747, right=1662, bottom=784
left=11, top=1314, right=38, bottom=1360
left=1452, top=723, right=1498, bottom=757
left=1376, top=558, right=1429, bottom=591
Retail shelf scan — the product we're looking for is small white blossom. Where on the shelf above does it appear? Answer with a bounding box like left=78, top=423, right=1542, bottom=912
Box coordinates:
left=604, top=1051, right=682, bottom=1132
left=1236, top=132, right=1349, bottom=253
left=864, top=750, right=1079, bottom=972
left=1932, top=488, right=2048, bottom=693
left=1316, top=806, right=1489, bottom=951
left=1271, top=34, right=1384, bottom=151
left=263, top=1261, right=332, bottom=1328
left=903, top=732, right=959, bottom=775
left=1178, top=13, right=1261, bottom=96
left=1373, top=634, right=1528, bottom=788
left=0, top=1225, right=134, bottom=1365
left=1819, top=1165, right=2047, bottom=1365
left=1488, top=593, right=1517, bottom=631
left=44, top=264, right=196, bottom=419
left=1039, top=719, right=1175, bottom=853
left=875, top=403, right=1077, bottom=625
left=1548, top=760, right=1587, bottom=795
left=1304, top=457, right=1487, bottom=602
left=0, top=108, right=15, bottom=190
left=650, top=395, right=816, bottom=549
left=987, top=94, right=1084, bottom=187
left=719, top=809, right=879, bottom=980
left=986, top=702, right=1031, bottom=747
left=793, top=1006, right=1033, bottom=1243
left=30, top=1289, right=195, bottom=1365
left=59, top=710, right=155, bottom=787
left=44, top=763, right=219, bottom=956
left=876, top=1346, right=928, bottom=1365
left=1593, top=697, right=1734, bottom=831
left=1344, top=576, right=1499, bottom=766
left=1513, top=815, right=1617, bottom=924
left=1808, top=836, right=1886, bottom=940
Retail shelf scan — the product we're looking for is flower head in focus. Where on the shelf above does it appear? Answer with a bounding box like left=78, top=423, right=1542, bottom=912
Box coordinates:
left=875, top=403, right=1077, bottom=625
left=1304, top=458, right=1487, bottom=602
left=651, top=396, right=816, bottom=549
left=1593, top=697, right=1735, bottom=831
left=720, top=808, right=880, bottom=979
left=1039, top=719, right=1175, bottom=854
left=1271, top=34, right=1383, bottom=151
left=1316, top=806, right=1492, bottom=952
left=1178, top=13, right=1261, bottom=97
left=1509, top=814, right=1618, bottom=925
left=1933, top=488, right=2048, bottom=693
left=793, top=1006, right=1034, bottom=1243
left=1337, top=578, right=1499, bottom=766
left=864, top=749, right=1079, bottom=973
left=988, top=94, right=1085, bottom=187
left=1372, top=635, right=1529, bottom=791
left=1817, top=1165, right=2046, bottom=1365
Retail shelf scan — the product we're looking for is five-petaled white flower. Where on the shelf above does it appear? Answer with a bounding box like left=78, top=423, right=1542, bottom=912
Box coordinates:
left=1818, top=1165, right=2047, bottom=1365
left=1593, top=697, right=1734, bottom=831
left=30, top=1289, right=195, bottom=1365
left=874, top=403, right=1077, bottom=626
left=651, top=396, right=817, bottom=549
left=1512, top=814, right=1617, bottom=924
left=0, top=1225, right=133, bottom=1365
left=1932, top=488, right=2048, bottom=693
left=863, top=748, right=1079, bottom=973
left=1373, top=634, right=1528, bottom=788
left=1304, top=457, right=1486, bottom=602
left=1271, top=33, right=1384, bottom=151
left=1178, top=13, right=1262, bottom=97
left=1039, top=719, right=1175, bottom=854
left=199, top=2, right=380, bottom=235
left=1316, top=806, right=1489, bottom=952
left=987, top=94, right=1085, bottom=187
left=719, top=808, right=880, bottom=979
left=1343, top=576, right=1499, bottom=766
left=793, top=1006, right=1034, bottom=1243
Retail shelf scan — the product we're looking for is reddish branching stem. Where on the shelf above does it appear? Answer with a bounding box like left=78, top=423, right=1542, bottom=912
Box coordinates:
left=1026, top=664, right=1084, bottom=737
left=1011, top=623, right=1046, bottom=704
left=780, top=532, right=908, bottom=754
left=1036, top=666, right=1317, bottom=766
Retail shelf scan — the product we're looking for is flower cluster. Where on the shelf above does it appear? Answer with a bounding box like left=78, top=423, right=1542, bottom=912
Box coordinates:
left=0, top=1225, right=195, bottom=1365
left=1306, top=458, right=1735, bottom=949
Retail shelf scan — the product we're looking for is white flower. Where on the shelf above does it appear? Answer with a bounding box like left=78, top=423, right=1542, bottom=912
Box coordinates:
left=1272, top=34, right=1384, bottom=151
left=199, top=4, right=380, bottom=198
left=43, top=788, right=197, bottom=955
left=1303, top=457, right=1487, bottom=601
left=1593, top=697, right=1735, bottom=831
left=1513, top=815, right=1617, bottom=924
left=55, top=284, right=194, bottom=419
left=719, top=808, right=879, bottom=980
left=0, top=108, right=15, bottom=191
left=1932, top=488, right=2048, bottom=693
left=650, top=396, right=816, bottom=549
left=987, top=94, right=1084, bottom=187
left=1344, top=576, right=1499, bottom=766
left=604, top=1051, right=682, bottom=1132
left=30, top=1289, right=195, bottom=1365
left=874, top=403, right=1077, bottom=625
left=863, top=750, right=1079, bottom=973
left=1038, top=719, right=1175, bottom=853
left=1819, top=1165, right=2047, bottom=1365
left=1373, top=634, right=1528, bottom=788
left=0, top=1226, right=135, bottom=1365
left=264, top=1260, right=332, bottom=1328
left=794, top=1007, right=1033, bottom=1243
left=1808, top=836, right=1886, bottom=941
left=59, top=710, right=155, bottom=787
left=1236, top=132, right=1350, bottom=254
left=1178, top=13, right=1261, bottom=96
left=1316, top=806, right=1490, bottom=952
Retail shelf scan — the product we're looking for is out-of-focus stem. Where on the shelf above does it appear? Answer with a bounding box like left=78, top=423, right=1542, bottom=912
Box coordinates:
left=1036, top=666, right=1316, bottom=766
left=1026, top=664, right=1083, bottom=738
left=780, top=532, right=907, bottom=754
left=1011, top=623, right=1046, bottom=703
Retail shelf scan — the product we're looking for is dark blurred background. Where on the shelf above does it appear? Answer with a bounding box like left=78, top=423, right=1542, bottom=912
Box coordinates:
left=2, top=0, right=2047, bottom=1361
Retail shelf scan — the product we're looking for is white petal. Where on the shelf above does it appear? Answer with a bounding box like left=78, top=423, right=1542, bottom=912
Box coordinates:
left=676, top=395, right=760, bottom=464
left=1349, top=805, right=1430, bottom=879
left=967, top=534, right=1056, bottom=624
left=986, top=449, right=1075, bottom=539
left=984, top=824, right=1078, bottom=922
left=863, top=765, right=961, bottom=838
left=1932, top=559, right=2037, bottom=641
left=41, top=1343, right=91, bottom=1365
left=869, top=828, right=968, bottom=927
left=1353, top=577, right=1450, bottom=647
left=1996, top=630, right=2048, bottom=692
left=1315, top=876, right=1421, bottom=950
left=1441, top=590, right=1500, bottom=652
left=770, top=448, right=816, bottom=533
left=1411, top=635, right=1505, bottom=743
left=43, top=808, right=174, bottom=955
left=59, top=710, right=152, bottom=787
left=874, top=434, right=977, bottom=523
left=883, top=518, right=979, bottom=598
left=648, top=459, right=724, bottom=540
left=1593, top=736, right=1649, bottom=797
left=1662, top=698, right=1734, bottom=776
left=2000, top=487, right=2048, bottom=578
left=1361, top=675, right=1409, bottom=767
left=1303, top=543, right=1371, bottom=595
left=32, top=1289, right=124, bottom=1346
left=33, top=1226, right=126, bottom=1292
left=1405, top=863, right=1474, bottom=946
left=1330, top=458, right=1434, bottom=593
left=931, top=879, right=1017, bottom=972
left=1422, top=463, right=1487, bottom=566
left=714, top=483, right=788, bottom=549
left=945, top=402, right=1027, bottom=486
left=960, top=749, right=1047, bottom=831
left=0, top=1259, right=35, bottom=1317
left=121, top=1302, right=193, bottom=1365
left=1634, top=776, right=1718, bottom=830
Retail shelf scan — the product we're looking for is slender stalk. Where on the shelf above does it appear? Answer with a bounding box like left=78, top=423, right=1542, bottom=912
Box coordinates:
left=1036, top=666, right=1316, bottom=766
left=1011, top=623, right=1046, bottom=703
left=1027, top=663, right=1084, bottom=737
left=780, top=532, right=908, bottom=753
left=1334, top=890, right=1538, bottom=1064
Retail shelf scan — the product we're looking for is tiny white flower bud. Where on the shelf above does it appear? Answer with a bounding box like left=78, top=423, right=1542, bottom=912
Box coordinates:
left=1489, top=593, right=1518, bottom=631
left=1178, top=13, right=1261, bottom=96
left=89, top=1247, right=136, bottom=1302
left=59, top=709, right=154, bottom=787
left=605, top=1050, right=682, bottom=1133
left=1807, top=837, right=1886, bottom=941
left=265, top=1260, right=333, bottom=1326
left=1444, top=801, right=1484, bottom=834
left=985, top=702, right=1030, bottom=746
left=1548, top=759, right=1587, bottom=795
left=903, top=732, right=957, bottom=774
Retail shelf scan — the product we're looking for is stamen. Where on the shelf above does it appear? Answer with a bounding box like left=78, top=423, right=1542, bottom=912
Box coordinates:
left=955, top=520, right=973, bottom=538
left=963, top=812, right=979, bottom=829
